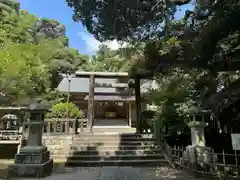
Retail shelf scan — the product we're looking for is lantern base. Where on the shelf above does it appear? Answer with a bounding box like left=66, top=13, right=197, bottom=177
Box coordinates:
left=8, top=159, right=53, bottom=178
left=19, top=145, right=47, bottom=153
left=8, top=146, right=53, bottom=178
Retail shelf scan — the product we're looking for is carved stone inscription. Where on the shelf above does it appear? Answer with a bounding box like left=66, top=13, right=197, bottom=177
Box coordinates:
left=22, top=155, right=41, bottom=164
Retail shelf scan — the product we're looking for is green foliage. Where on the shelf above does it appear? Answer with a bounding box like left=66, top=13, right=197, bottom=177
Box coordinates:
left=0, top=40, right=50, bottom=104
left=41, top=89, right=67, bottom=106
left=148, top=68, right=198, bottom=139
left=0, top=10, right=37, bottom=44
left=35, top=18, right=67, bottom=41
left=85, top=44, right=132, bottom=72
left=46, top=102, right=84, bottom=119
left=0, top=3, right=91, bottom=105
left=0, top=0, right=20, bottom=13
left=66, top=0, right=178, bottom=41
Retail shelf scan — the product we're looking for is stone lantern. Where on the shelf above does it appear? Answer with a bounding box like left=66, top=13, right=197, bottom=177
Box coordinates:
left=188, top=105, right=208, bottom=147
left=182, top=105, right=214, bottom=165
left=8, top=99, right=53, bottom=178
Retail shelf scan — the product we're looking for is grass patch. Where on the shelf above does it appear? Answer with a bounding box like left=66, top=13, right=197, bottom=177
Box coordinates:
left=0, top=159, right=66, bottom=179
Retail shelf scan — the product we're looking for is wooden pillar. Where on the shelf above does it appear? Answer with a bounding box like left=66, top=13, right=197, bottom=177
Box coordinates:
left=128, top=102, right=132, bottom=127
left=134, top=77, right=141, bottom=133
left=87, top=75, right=95, bottom=132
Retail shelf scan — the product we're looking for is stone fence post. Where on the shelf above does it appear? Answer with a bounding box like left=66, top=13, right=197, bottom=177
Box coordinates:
left=8, top=99, right=53, bottom=178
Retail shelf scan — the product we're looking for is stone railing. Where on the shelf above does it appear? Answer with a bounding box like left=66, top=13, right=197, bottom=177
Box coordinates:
left=0, top=130, right=22, bottom=143
left=7, top=118, right=88, bottom=137
left=0, top=119, right=88, bottom=143
left=42, top=118, right=87, bottom=134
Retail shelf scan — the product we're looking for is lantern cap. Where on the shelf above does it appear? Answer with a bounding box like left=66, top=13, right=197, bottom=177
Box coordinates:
left=188, top=121, right=206, bottom=128
left=188, top=105, right=210, bottom=115
left=28, top=98, right=48, bottom=112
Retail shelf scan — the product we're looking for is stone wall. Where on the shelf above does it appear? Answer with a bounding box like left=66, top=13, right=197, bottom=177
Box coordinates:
left=42, top=135, right=72, bottom=159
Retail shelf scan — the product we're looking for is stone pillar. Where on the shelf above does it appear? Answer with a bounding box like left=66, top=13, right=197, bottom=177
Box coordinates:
left=134, top=77, right=141, bottom=133
left=188, top=120, right=206, bottom=147
left=87, top=75, right=95, bottom=132
left=128, top=102, right=132, bottom=127
left=8, top=99, right=53, bottom=178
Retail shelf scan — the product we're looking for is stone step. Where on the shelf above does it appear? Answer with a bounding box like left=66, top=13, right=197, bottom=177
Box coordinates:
left=74, top=133, right=154, bottom=139
left=73, top=137, right=157, bottom=142
left=90, top=128, right=136, bottom=133
left=70, top=141, right=157, bottom=147
left=49, top=148, right=163, bottom=157
left=73, top=137, right=156, bottom=142
left=70, top=145, right=160, bottom=151
left=65, top=159, right=168, bottom=167
left=66, top=149, right=163, bottom=156
left=66, top=153, right=165, bottom=161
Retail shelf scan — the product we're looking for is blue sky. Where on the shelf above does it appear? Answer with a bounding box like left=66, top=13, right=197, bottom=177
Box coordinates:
left=18, top=0, right=193, bottom=55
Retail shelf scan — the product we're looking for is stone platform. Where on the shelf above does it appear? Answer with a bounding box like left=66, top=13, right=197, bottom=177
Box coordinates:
left=8, top=146, right=53, bottom=178
left=13, top=166, right=199, bottom=180
left=8, top=159, right=53, bottom=178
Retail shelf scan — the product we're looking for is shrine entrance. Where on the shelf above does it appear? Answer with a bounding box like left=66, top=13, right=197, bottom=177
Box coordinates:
left=74, top=71, right=138, bottom=132
left=93, top=101, right=129, bottom=127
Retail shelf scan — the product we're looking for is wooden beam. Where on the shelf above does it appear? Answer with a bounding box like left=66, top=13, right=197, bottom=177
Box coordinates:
left=95, top=83, right=129, bottom=88
left=134, top=77, right=141, bottom=133
left=87, top=75, right=95, bottom=132
left=75, top=71, right=129, bottom=78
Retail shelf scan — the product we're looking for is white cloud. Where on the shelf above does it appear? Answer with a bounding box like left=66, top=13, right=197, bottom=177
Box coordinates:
left=102, top=40, right=127, bottom=50
left=78, top=31, right=101, bottom=52
left=78, top=31, right=127, bottom=54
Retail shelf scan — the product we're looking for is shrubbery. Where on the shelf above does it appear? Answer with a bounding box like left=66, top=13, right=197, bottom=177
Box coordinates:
left=46, top=102, right=84, bottom=119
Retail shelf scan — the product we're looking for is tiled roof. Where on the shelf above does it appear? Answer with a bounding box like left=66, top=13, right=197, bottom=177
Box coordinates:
left=57, top=75, right=158, bottom=93
left=57, top=77, right=125, bottom=93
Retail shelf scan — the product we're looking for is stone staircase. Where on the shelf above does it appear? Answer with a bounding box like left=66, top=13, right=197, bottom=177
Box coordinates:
left=65, top=133, right=168, bottom=166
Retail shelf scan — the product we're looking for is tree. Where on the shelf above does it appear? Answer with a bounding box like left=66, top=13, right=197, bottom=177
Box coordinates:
left=0, top=40, right=50, bottom=104
left=149, top=0, right=240, bottom=146
left=35, top=18, right=68, bottom=45
left=0, top=0, right=20, bottom=13
left=0, top=10, right=37, bottom=43
left=66, top=0, right=197, bottom=41
left=0, top=3, right=91, bottom=105
left=84, top=44, right=135, bottom=72
left=66, top=0, right=179, bottom=41
left=49, top=48, right=89, bottom=87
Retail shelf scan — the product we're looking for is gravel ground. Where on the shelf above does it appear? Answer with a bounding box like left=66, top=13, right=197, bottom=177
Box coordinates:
left=14, top=166, right=201, bottom=180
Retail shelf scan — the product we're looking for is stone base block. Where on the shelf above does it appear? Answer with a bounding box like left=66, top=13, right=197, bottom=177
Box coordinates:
left=19, top=145, right=47, bottom=154
left=15, top=150, right=50, bottom=164
left=8, top=159, right=53, bottom=178
left=195, top=146, right=214, bottom=163
left=182, top=145, right=214, bottom=164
